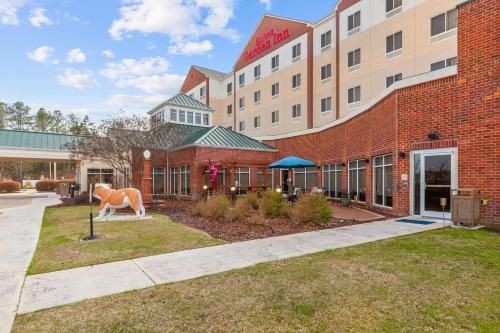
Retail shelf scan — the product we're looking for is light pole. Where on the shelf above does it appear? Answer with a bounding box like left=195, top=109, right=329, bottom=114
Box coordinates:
left=203, top=185, right=208, bottom=201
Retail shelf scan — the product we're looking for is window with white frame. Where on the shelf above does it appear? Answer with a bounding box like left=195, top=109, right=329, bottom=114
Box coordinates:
left=254, top=65, right=261, bottom=80
left=321, top=96, right=332, bottom=113
left=272, top=110, right=279, bottom=125
left=179, top=110, right=186, bottom=122
left=153, top=167, right=165, bottom=194
left=187, top=111, right=194, bottom=124
left=292, top=43, right=301, bottom=60
left=239, top=120, right=245, bottom=132
left=180, top=165, right=191, bottom=196
left=254, top=90, right=261, bottom=104
left=239, top=73, right=245, bottom=87
left=257, top=169, right=273, bottom=189
left=386, top=31, right=403, bottom=54
left=431, top=9, right=457, bottom=37
left=348, top=48, right=361, bottom=68
left=236, top=167, right=250, bottom=195
left=254, top=116, right=261, bottom=128
left=271, top=82, right=280, bottom=97
left=430, top=57, right=457, bottom=71
left=227, top=104, right=233, bottom=116
left=200, top=86, right=206, bottom=98
left=204, top=168, right=225, bottom=190
left=373, top=154, right=393, bottom=207
left=170, top=109, right=177, bottom=122
left=271, top=55, right=280, bottom=71
left=195, top=112, right=202, bottom=125
left=323, top=164, right=342, bottom=198
left=347, top=11, right=361, bottom=32
left=239, top=97, right=245, bottom=110
left=321, top=63, right=332, bottom=81
left=292, top=73, right=301, bottom=89
left=292, top=104, right=301, bottom=119
left=386, top=73, right=402, bottom=87
left=348, top=86, right=361, bottom=104
left=169, top=166, right=177, bottom=195
left=321, top=30, right=332, bottom=49
left=203, top=114, right=209, bottom=126
left=293, top=167, right=318, bottom=190
left=386, top=0, right=402, bottom=13
left=348, top=160, right=366, bottom=201
left=227, top=82, right=233, bottom=95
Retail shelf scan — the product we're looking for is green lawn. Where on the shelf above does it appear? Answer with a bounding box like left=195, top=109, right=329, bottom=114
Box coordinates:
left=16, top=228, right=499, bottom=333
left=27, top=206, right=224, bottom=275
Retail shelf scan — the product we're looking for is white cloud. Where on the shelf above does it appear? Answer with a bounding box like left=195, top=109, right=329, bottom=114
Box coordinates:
left=29, top=8, right=52, bottom=27
left=100, top=56, right=169, bottom=80
left=259, top=0, right=272, bottom=11
left=66, top=48, right=87, bottom=63
left=0, top=0, right=26, bottom=25
left=58, top=68, right=99, bottom=90
left=116, top=73, right=185, bottom=95
left=105, top=94, right=167, bottom=109
left=168, top=40, right=213, bottom=56
left=102, top=49, right=114, bottom=58
left=27, top=46, right=55, bottom=62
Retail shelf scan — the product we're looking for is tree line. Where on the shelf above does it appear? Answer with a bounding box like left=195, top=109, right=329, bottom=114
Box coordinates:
left=0, top=100, right=93, bottom=135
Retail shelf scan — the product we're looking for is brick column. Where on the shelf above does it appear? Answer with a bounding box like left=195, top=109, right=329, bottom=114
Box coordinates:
left=141, top=158, right=152, bottom=204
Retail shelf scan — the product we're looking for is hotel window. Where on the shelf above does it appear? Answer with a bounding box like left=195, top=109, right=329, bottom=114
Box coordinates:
left=293, top=167, right=318, bottom=190
left=348, top=86, right=361, bottom=104
left=292, top=73, right=301, bottom=89
left=227, top=104, right=233, bottom=117
left=254, top=116, right=261, bottom=128
left=272, top=110, right=279, bottom=125
left=204, top=168, right=225, bottom=189
left=236, top=167, right=250, bottom=195
left=292, top=43, right=301, bottom=60
left=386, top=73, right=402, bottom=87
left=431, top=9, right=457, bottom=37
left=203, top=114, right=209, bottom=126
left=170, top=109, right=177, bottom=122
left=257, top=169, right=273, bottom=189
left=292, top=104, right=302, bottom=119
left=179, top=110, right=186, bottom=123
left=321, top=30, right=332, bottom=50
left=254, top=65, right=261, bottom=80
left=321, top=97, right=332, bottom=113
left=169, top=166, right=177, bottom=195
left=348, top=48, right=361, bottom=68
left=431, top=57, right=457, bottom=71
left=254, top=90, right=261, bottom=104
left=321, top=64, right=332, bottom=81
left=153, top=167, right=165, bottom=195
left=347, top=11, right=361, bottom=32
left=180, top=165, right=191, bottom=196
left=239, top=97, right=245, bottom=110
left=195, top=112, right=202, bottom=125
left=386, top=0, right=402, bottom=13
left=386, top=31, right=403, bottom=54
left=239, top=73, right=245, bottom=87
left=200, top=86, right=206, bottom=98
left=373, top=154, right=393, bottom=207
left=187, top=111, right=194, bottom=124
left=348, top=160, right=366, bottom=201
left=239, top=120, right=245, bottom=132
left=272, top=82, right=280, bottom=97
left=227, top=82, right=233, bottom=95
left=323, top=164, right=342, bottom=198
left=271, top=55, right=280, bottom=71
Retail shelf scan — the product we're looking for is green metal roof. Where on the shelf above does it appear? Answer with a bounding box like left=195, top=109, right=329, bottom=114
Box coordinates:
left=174, top=126, right=277, bottom=152
left=166, top=93, right=213, bottom=111
left=0, top=129, right=75, bottom=150
left=193, top=65, right=228, bottom=80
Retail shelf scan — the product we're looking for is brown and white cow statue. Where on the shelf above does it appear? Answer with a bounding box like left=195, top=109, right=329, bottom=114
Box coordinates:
left=92, top=183, right=145, bottom=219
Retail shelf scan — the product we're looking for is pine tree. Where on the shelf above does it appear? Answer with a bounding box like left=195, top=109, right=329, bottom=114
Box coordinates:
left=34, top=108, right=53, bottom=132
left=7, top=101, right=33, bottom=130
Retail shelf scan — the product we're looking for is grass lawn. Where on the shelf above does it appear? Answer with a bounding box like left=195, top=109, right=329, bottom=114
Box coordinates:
left=16, top=228, right=499, bottom=333
left=27, top=206, right=224, bottom=275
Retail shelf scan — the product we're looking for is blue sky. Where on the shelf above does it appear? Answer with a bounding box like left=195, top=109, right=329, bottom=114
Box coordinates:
left=0, top=0, right=337, bottom=121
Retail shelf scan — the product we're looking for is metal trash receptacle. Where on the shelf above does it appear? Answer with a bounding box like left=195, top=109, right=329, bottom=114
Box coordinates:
left=59, top=183, right=70, bottom=198
left=451, top=189, right=480, bottom=226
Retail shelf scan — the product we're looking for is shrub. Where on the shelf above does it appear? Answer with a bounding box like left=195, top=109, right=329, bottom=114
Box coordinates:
left=57, top=179, right=76, bottom=185
left=294, top=194, right=333, bottom=225
left=22, top=180, right=34, bottom=189
left=0, top=180, right=21, bottom=193
left=261, top=190, right=285, bottom=218
left=35, top=180, right=59, bottom=192
left=192, top=195, right=230, bottom=220
left=245, top=192, right=260, bottom=210
left=225, top=198, right=251, bottom=222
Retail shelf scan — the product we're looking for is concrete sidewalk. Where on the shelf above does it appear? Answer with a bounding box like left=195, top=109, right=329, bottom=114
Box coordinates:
left=0, top=194, right=61, bottom=333
left=18, top=218, right=449, bottom=315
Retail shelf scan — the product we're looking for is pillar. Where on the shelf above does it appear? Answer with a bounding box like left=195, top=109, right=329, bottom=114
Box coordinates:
left=141, top=158, right=152, bottom=204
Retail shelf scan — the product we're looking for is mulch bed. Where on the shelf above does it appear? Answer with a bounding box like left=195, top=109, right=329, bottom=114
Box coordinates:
left=154, top=199, right=377, bottom=243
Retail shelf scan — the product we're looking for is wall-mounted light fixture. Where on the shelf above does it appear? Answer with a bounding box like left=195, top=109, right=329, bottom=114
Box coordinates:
left=428, top=132, right=440, bottom=141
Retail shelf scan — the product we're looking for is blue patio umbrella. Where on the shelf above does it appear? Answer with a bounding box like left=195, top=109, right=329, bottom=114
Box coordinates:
left=268, top=156, right=316, bottom=169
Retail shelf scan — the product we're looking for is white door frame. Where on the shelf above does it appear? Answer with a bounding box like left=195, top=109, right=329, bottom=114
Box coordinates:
left=410, top=147, right=458, bottom=218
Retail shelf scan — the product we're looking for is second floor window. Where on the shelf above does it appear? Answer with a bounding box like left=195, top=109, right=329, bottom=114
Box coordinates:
left=254, top=90, right=261, bottom=104
left=348, top=11, right=361, bottom=32
left=348, top=48, right=361, bottom=68
left=200, top=86, right=206, bottom=98
left=431, top=9, right=457, bottom=37
left=239, top=73, right=245, bottom=87
left=239, top=121, right=245, bottom=132
left=227, top=82, right=232, bottom=95
left=386, top=31, right=403, bottom=53
left=272, top=110, right=279, bottom=124
left=254, top=116, right=261, bottom=128
left=321, top=97, right=332, bottom=113
left=321, top=30, right=332, bottom=49
left=292, top=104, right=302, bottom=118
left=386, top=0, right=402, bottom=13
left=321, top=64, right=332, bottom=81
left=348, top=86, right=361, bottom=104
left=292, top=43, right=301, bottom=60
left=292, top=73, right=301, bottom=89
left=272, top=82, right=280, bottom=97
left=239, top=97, right=245, bottom=110
left=386, top=73, right=402, bottom=87
left=227, top=104, right=233, bottom=116
left=431, top=57, right=457, bottom=71
left=271, top=55, right=280, bottom=71
left=254, top=65, right=261, bottom=80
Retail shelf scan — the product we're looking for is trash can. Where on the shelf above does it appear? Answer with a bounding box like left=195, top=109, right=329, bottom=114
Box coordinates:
left=59, top=183, right=70, bottom=198
left=451, top=189, right=481, bottom=226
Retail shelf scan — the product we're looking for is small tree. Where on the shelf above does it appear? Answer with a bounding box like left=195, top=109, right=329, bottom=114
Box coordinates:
left=34, top=108, right=53, bottom=132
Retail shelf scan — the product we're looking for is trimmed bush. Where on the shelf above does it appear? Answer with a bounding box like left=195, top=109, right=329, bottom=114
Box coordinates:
left=294, top=194, right=333, bottom=225
left=261, top=190, right=285, bottom=218
left=225, top=198, right=251, bottom=222
left=245, top=192, right=260, bottom=210
left=192, top=195, right=230, bottom=220
left=35, top=180, right=59, bottom=192
left=0, top=180, right=21, bottom=193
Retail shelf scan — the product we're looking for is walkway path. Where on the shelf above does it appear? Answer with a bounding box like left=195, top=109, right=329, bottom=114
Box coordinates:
left=18, top=217, right=449, bottom=315
left=0, top=194, right=61, bottom=333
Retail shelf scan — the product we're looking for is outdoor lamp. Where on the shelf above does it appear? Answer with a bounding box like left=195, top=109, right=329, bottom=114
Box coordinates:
left=203, top=185, right=208, bottom=190
left=230, top=186, right=236, bottom=204
left=276, top=187, right=282, bottom=193
left=230, top=186, right=236, bottom=192
left=143, top=149, right=151, bottom=159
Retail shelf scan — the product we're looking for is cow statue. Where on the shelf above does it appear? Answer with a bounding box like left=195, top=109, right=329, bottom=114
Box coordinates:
left=92, top=183, right=146, bottom=220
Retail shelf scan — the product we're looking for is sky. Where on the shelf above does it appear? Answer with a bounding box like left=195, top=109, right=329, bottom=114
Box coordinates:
left=0, top=0, right=338, bottom=121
